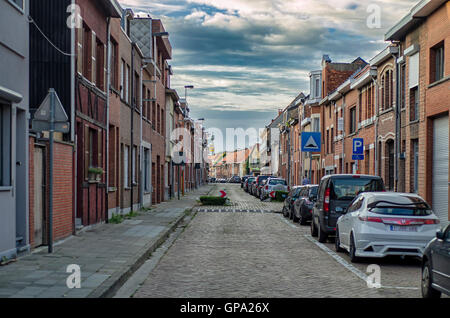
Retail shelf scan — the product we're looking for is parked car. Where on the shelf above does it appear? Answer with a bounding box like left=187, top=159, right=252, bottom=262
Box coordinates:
left=260, top=178, right=289, bottom=201
left=254, top=175, right=272, bottom=198
left=422, top=223, right=450, bottom=298
left=250, top=179, right=259, bottom=196
left=241, top=175, right=252, bottom=188
left=229, top=176, right=241, bottom=184
left=311, top=174, right=385, bottom=243
left=335, top=192, right=441, bottom=263
left=292, top=185, right=319, bottom=225
left=282, top=186, right=303, bottom=218
left=244, top=177, right=256, bottom=193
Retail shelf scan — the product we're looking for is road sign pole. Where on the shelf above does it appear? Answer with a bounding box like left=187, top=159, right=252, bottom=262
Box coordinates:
left=48, top=89, right=55, bottom=254
left=309, top=153, right=312, bottom=184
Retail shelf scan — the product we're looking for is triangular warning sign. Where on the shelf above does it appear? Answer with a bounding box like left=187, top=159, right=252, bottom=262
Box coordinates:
left=304, top=136, right=319, bottom=150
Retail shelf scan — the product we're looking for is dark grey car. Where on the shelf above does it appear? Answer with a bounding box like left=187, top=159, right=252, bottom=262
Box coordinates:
left=421, top=224, right=450, bottom=298
left=311, top=174, right=385, bottom=243
left=293, top=185, right=318, bottom=225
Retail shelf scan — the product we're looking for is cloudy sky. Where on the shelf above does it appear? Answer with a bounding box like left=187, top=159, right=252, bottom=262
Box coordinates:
left=119, top=0, right=416, bottom=152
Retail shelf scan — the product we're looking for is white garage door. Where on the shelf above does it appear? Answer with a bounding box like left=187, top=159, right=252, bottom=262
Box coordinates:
left=433, top=116, right=449, bottom=225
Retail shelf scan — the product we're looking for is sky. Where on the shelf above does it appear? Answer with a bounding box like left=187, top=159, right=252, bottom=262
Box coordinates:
left=119, top=0, right=417, bottom=152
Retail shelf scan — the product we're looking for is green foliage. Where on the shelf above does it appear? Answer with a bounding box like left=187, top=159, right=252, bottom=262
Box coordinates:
left=88, top=167, right=104, bottom=175
left=109, top=211, right=139, bottom=224
left=273, top=191, right=289, bottom=202
left=200, top=196, right=228, bottom=206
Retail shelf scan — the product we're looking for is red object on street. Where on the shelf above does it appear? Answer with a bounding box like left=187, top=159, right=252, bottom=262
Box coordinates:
left=220, top=190, right=227, bottom=198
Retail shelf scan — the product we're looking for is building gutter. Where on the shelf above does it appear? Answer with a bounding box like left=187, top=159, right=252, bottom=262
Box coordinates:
left=105, top=17, right=111, bottom=220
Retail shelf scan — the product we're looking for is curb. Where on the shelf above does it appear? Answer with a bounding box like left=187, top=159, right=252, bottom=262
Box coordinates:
left=88, top=209, right=189, bottom=298
left=88, top=187, right=211, bottom=298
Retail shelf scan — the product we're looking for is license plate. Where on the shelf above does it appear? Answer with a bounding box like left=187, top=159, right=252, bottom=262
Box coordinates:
left=389, top=225, right=418, bottom=232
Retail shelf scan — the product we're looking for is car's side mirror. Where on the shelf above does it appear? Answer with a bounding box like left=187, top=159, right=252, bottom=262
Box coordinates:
left=436, top=231, right=445, bottom=240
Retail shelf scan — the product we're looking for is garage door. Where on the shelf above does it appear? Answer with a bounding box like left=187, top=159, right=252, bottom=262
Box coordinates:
left=433, top=116, right=449, bottom=225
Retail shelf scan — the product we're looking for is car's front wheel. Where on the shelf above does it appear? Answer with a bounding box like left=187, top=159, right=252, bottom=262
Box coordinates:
left=421, top=261, right=441, bottom=298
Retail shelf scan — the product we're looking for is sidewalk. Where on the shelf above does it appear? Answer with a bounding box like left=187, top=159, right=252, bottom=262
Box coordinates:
left=0, top=185, right=213, bottom=298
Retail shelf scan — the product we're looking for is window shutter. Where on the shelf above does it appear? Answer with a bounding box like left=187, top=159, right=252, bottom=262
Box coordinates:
left=77, top=21, right=83, bottom=74
left=91, top=32, right=96, bottom=85
left=84, top=125, right=90, bottom=180
left=409, top=53, right=419, bottom=88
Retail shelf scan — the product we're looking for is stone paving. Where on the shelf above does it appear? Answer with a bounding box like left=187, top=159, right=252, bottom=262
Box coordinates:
left=0, top=185, right=213, bottom=298
left=133, top=184, right=428, bottom=298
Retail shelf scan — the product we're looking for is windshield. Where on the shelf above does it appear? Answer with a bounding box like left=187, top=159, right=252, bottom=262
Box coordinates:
left=309, top=186, right=318, bottom=197
left=248, top=178, right=255, bottom=183
left=258, top=176, right=270, bottom=185
left=330, top=178, right=384, bottom=201
left=269, top=179, right=287, bottom=185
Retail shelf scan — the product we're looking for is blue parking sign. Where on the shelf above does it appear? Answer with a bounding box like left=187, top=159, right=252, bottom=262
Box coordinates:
left=352, top=138, right=364, bottom=161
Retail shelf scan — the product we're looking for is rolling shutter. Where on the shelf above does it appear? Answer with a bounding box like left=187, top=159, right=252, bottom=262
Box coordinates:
left=432, top=116, right=449, bottom=225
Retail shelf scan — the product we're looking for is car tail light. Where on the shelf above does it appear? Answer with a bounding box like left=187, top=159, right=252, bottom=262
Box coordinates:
left=423, top=219, right=440, bottom=225
left=287, top=186, right=291, bottom=192
left=324, top=188, right=330, bottom=213
left=358, top=216, right=384, bottom=223
left=265, top=185, right=269, bottom=190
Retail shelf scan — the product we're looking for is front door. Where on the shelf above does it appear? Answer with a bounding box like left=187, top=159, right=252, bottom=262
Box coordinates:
left=33, top=146, right=45, bottom=247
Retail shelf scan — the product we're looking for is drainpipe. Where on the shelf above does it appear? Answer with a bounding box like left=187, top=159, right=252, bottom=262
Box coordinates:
left=393, top=46, right=400, bottom=192
left=139, top=64, right=145, bottom=209
left=130, top=44, right=135, bottom=212
left=373, top=75, right=379, bottom=177
left=105, top=17, right=111, bottom=221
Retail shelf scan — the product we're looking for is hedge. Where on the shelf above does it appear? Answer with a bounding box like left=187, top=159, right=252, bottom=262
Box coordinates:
left=200, top=196, right=228, bottom=206
left=272, top=191, right=289, bottom=202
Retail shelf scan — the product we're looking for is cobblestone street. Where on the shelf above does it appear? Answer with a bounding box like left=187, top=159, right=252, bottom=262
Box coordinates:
left=131, top=184, right=426, bottom=298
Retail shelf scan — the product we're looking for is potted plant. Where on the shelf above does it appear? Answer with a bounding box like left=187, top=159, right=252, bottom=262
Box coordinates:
left=88, top=167, right=104, bottom=182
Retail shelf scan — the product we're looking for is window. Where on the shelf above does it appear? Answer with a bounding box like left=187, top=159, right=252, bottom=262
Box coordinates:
left=400, top=64, right=406, bottom=109
left=144, top=149, right=150, bottom=192
left=431, top=42, right=445, bottom=83
left=124, top=145, right=129, bottom=188
left=331, top=127, right=334, bottom=153
left=313, top=117, right=320, bottom=132
left=349, top=107, right=356, bottom=134
left=315, top=78, right=320, bottom=98
left=412, top=139, right=419, bottom=193
left=125, top=65, right=130, bottom=103
left=410, top=87, right=419, bottom=122
left=110, top=39, right=118, bottom=90
left=132, top=146, right=137, bottom=184
left=120, top=60, right=125, bottom=99
left=0, top=104, right=11, bottom=186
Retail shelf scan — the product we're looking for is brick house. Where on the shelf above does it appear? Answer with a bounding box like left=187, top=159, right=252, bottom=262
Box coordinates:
left=319, top=56, right=367, bottom=178
left=386, top=0, right=449, bottom=224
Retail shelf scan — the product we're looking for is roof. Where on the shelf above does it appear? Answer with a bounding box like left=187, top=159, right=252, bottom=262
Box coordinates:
left=385, top=0, right=447, bottom=41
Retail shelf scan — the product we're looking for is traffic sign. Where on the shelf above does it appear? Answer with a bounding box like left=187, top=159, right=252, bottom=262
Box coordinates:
left=219, top=190, right=227, bottom=198
left=352, top=138, right=364, bottom=161
left=301, top=132, right=321, bottom=153
left=33, top=91, right=68, bottom=122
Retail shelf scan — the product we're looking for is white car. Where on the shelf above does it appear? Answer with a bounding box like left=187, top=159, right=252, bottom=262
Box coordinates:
left=260, top=178, right=289, bottom=201
left=335, top=192, right=440, bottom=262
